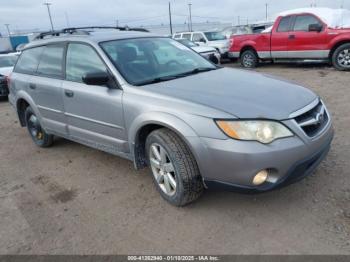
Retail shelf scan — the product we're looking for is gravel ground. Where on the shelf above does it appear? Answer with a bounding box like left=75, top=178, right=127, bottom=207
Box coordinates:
left=0, top=63, right=349, bottom=255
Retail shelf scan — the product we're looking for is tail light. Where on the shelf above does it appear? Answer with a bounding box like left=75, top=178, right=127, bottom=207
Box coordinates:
left=6, top=73, right=11, bottom=88
left=229, top=37, right=234, bottom=49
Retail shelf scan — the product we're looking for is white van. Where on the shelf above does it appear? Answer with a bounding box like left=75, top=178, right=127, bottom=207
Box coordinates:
left=173, top=31, right=230, bottom=59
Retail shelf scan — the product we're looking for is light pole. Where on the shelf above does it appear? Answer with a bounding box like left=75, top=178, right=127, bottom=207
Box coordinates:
left=43, top=2, right=54, bottom=31
left=169, top=2, right=173, bottom=35
left=4, top=24, right=11, bottom=36
left=265, top=3, right=268, bottom=21
left=188, top=3, right=193, bottom=32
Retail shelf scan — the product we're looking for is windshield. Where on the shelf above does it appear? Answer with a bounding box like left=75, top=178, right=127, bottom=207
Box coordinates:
left=100, top=37, right=217, bottom=86
left=177, top=39, right=197, bottom=48
left=204, top=32, right=226, bottom=41
left=0, top=56, right=18, bottom=68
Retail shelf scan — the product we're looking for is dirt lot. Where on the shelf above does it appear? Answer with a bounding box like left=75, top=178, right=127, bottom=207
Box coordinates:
left=0, top=63, right=349, bottom=255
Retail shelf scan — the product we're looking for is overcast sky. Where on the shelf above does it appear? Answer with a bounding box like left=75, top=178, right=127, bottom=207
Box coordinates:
left=0, top=0, right=348, bottom=34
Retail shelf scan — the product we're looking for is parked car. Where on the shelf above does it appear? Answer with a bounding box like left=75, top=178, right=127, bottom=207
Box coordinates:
left=9, top=27, right=333, bottom=206
left=173, top=31, right=230, bottom=59
left=229, top=8, right=350, bottom=70
left=0, top=53, right=19, bottom=98
left=221, top=25, right=253, bottom=39
left=176, top=38, right=221, bottom=64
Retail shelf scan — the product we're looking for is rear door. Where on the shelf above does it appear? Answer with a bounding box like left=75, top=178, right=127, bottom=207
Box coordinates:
left=30, top=44, right=67, bottom=135
left=287, top=14, right=328, bottom=58
left=271, top=15, right=294, bottom=58
left=62, top=42, right=127, bottom=153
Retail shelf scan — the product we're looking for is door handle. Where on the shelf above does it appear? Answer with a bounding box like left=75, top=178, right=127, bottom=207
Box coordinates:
left=29, top=83, right=36, bottom=90
left=64, top=90, right=74, bottom=98
left=288, top=34, right=296, bottom=40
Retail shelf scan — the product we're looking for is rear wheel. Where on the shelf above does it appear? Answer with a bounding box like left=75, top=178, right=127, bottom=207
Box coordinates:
left=25, top=106, right=53, bottom=147
left=240, top=49, right=258, bottom=68
left=332, top=43, right=350, bottom=71
left=146, top=128, right=204, bottom=206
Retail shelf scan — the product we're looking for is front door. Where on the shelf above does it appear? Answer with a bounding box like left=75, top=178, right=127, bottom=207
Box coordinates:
left=271, top=15, right=294, bottom=58
left=287, top=14, right=328, bottom=59
left=62, top=43, right=127, bottom=154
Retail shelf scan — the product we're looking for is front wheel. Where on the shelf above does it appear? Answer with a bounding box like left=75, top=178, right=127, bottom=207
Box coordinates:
left=25, top=106, right=53, bottom=147
left=332, top=43, right=350, bottom=71
left=146, top=128, right=204, bottom=206
left=240, top=50, right=258, bottom=68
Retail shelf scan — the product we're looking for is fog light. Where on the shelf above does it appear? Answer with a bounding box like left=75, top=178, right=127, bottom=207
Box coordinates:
left=252, top=170, right=269, bottom=186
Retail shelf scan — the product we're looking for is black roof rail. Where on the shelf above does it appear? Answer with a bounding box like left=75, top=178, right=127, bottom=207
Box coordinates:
left=33, top=26, right=149, bottom=40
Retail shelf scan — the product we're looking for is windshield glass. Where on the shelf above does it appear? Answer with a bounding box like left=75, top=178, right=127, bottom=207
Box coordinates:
left=0, top=56, right=18, bottom=68
left=204, top=32, right=226, bottom=41
left=100, top=37, right=216, bottom=86
left=177, top=39, right=197, bottom=48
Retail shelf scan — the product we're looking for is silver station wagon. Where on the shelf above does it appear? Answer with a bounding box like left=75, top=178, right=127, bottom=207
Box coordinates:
left=8, top=27, right=334, bottom=206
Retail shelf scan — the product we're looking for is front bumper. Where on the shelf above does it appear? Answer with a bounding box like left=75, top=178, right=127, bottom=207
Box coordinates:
left=189, top=118, right=334, bottom=192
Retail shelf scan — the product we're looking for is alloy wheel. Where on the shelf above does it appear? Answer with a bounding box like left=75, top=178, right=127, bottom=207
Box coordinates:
left=149, top=143, right=177, bottom=196
left=337, top=49, right=350, bottom=68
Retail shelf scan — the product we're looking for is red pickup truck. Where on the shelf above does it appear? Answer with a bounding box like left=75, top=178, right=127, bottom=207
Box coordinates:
left=228, top=8, right=350, bottom=71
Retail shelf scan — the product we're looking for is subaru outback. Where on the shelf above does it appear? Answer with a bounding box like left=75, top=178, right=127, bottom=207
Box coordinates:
left=8, top=27, right=334, bottom=206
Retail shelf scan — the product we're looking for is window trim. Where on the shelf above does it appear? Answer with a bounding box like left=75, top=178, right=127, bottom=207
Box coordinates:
left=291, top=14, right=325, bottom=32
left=276, top=15, right=295, bottom=33
left=64, top=41, right=114, bottom=86
left=36, top=43, right=67, bottom=80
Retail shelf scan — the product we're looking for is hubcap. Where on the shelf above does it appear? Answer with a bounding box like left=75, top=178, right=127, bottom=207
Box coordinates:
left=338, top=49, right=350, bottom=68
left=149, top=143, right=176, bottom=196
left=243, top=54, right=254, bottom=67
left=28, top=114, right=43, bottom=140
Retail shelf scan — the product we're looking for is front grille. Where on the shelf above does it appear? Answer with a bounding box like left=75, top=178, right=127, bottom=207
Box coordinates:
left=295, top=101, right=329, bottom=137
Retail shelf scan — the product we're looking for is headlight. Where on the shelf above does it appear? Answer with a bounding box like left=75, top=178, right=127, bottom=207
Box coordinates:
left=216, top=120, right=293, bottom=144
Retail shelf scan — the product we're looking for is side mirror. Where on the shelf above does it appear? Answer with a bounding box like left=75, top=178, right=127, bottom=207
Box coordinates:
left=82, top=71, right=110, bottom=86
left=309, top=24, right=322, bottom=32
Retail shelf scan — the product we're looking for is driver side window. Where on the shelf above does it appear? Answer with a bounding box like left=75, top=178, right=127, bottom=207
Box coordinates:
left=193, top=33, right=205, bottom=42
left=293, top=15, right=322, bottom=32
left=66, top=43, right=107, bottom=83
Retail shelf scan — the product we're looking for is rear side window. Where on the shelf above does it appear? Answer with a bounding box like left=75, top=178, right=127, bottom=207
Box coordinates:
left=277, top=16, right=293, bottom=32
left=293, top=15, right=322, bottom=31
left=37, top=45, right=65, bottom=78
left=182, top=33, right=192, bottom=40
left=14, top=47, right=44, bottom=74
left=66, top=43, right=107, bottom=83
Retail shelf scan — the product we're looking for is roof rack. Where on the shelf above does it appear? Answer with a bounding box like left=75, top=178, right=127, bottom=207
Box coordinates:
left=34, top=26, right=149, bottom=40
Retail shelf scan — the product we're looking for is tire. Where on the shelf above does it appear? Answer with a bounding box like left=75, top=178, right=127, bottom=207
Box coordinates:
left=240, top=49, right=258, bottom=68
left=332, top=43, right=350, bottom=71
left=146, top=128, right=204, bottom=206
left=25, top=106, right=53, bottom=148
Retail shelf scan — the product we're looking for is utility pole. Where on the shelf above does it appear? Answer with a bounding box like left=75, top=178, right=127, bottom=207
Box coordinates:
left=168, top=2, right=173, bottom=35
left=4, top=24, right=11, bottom=36
left=43, top=2, right=54, bottom=31
left=265, top=3, right=268, bottom=21
left=188, top=3, right=193, bottom=32
left=115, top=20, right=119, bottom=27
left=65, top=12, right=70, bottom=27
left=238, top=16, right=240, bottom=26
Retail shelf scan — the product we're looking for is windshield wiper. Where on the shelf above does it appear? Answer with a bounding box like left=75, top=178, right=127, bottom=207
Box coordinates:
left=136, top=67, right=218, bottom=86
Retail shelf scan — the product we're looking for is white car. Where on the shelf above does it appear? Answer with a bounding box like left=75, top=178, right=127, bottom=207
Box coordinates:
left=176, top=38, right=221, bottom=64
left=173, top=31, right=230, bottom=59
left=0, top=53, right=19, bottom=98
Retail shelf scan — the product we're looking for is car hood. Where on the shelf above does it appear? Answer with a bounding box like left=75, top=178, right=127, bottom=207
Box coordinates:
left=192, top=46, right=217, bottom=53
left=0, top=67, right=13, bottom=77
left=144, top=68, right=317, bottom=120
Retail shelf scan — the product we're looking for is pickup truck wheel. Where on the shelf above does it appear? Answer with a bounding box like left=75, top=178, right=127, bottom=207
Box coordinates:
left=332, top=43, right=350, bottom=71
left=146, top=128, right=204, bottom=206
left=240, top=50, right=258, bottom=68
left=25, top=106, right=53, bottom=148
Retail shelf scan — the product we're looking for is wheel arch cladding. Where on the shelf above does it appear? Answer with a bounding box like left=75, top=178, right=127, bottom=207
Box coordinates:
left=16, top=98, right=30, bottom=127
left=329, top=40, right=350, bottom=59
left=129, top=112, right=199, bottom=170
